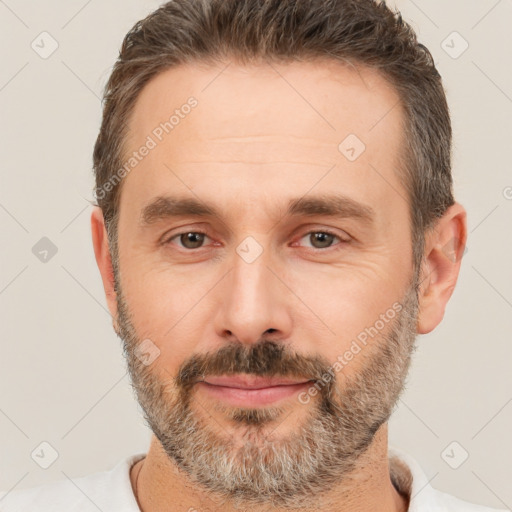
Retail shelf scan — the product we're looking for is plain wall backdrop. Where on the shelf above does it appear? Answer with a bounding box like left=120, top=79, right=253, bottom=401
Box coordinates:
left=0, top=0, right=511, bottom=508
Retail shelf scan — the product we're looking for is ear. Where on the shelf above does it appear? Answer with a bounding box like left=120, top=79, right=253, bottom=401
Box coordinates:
left=416, top=202, right=467, bottom=334
left=91, top=207, right=119, bottom=332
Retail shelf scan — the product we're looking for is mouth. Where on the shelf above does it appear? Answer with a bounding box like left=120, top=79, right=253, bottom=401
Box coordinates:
left=197, top=375, right=316, bottom=407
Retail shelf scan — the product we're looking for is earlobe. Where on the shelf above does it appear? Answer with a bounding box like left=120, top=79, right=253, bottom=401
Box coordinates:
left=416, top=203, right=467, bottom=335
left=91, top=207, right=119, bottom=323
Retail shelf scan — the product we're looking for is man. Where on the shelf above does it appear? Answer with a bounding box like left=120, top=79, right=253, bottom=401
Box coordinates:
left=0, top=1, right=507, bottom=511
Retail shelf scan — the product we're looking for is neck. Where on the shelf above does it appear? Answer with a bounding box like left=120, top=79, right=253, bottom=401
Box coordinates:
left=130, top=424, right=409, bottom=512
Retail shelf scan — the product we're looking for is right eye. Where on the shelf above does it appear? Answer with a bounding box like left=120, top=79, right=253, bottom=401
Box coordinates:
left=164, top=231, right=212, bottom=250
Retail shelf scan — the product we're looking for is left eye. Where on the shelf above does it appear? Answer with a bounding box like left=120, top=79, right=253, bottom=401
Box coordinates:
left=297, top=231, right=345, bottom=249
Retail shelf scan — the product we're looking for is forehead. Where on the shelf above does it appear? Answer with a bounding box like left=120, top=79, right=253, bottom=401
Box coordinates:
left=120, top=58, right=407, bottom=225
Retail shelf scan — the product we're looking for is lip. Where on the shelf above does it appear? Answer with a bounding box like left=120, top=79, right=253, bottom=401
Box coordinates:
left=202, top=375, right=313, bottom=389
left=197, top=375, right=315, bottom=407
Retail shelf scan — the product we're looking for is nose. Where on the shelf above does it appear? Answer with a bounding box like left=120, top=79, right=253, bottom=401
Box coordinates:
left=213, top=246, right=293, bottom=346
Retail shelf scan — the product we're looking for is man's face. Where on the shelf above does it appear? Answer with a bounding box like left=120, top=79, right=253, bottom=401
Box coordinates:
left=113, top=59, right=420, bottom=508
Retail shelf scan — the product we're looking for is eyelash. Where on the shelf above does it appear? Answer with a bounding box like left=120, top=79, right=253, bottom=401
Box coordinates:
left=163, top=229, right=350, bottom=252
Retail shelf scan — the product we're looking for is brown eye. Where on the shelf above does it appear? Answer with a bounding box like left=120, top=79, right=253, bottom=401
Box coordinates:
left=167, top=232, right=210, bottom=249
left=308, top=232, right=336, bottom=249
left=298, top=231, right=344, bottom=249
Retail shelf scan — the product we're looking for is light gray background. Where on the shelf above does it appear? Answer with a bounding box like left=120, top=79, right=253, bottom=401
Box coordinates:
left=0, top=0, right=511, bottom=508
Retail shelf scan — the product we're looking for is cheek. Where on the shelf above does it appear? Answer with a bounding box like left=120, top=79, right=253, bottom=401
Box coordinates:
left=120, top=265, right=216, bottom=362
left=292, top=256, right=399, bottom=317
left=286, top=261, right=402, bottom=360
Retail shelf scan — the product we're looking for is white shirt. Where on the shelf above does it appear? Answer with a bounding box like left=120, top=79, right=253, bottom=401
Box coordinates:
left=0, top=445, right=508, bottom=511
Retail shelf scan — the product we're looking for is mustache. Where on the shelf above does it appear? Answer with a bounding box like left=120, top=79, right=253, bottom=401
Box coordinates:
left=175, top=339, right=333, bottom=392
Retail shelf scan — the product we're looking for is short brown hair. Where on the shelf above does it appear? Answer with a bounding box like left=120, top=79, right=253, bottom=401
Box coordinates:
left=93, top=0, right=454, bottom=275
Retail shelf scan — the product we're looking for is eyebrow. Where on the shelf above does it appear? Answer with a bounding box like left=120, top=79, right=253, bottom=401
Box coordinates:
left=139, top=194, right=375, bottom=227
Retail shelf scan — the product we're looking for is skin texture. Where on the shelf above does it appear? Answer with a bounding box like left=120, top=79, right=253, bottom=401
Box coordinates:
left=91, top=59, right=467, bottom=512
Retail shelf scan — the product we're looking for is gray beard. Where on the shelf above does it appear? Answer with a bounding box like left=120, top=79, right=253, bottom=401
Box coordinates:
left=116, top=273, right=419, bottom=510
